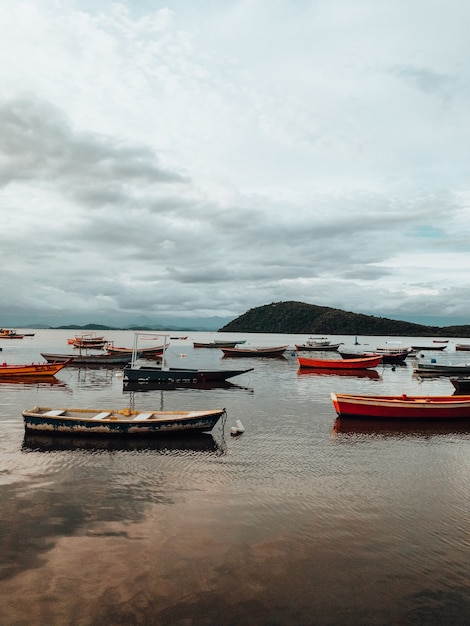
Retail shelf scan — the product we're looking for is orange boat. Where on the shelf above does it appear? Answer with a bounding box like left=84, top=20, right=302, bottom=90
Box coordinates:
left=0, top=361, right=70, bottom=377
left=297, top=354, right=382, bottom=370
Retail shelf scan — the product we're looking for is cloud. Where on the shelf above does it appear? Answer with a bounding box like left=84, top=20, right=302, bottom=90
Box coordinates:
left=0, top=1, right=469, bottom=327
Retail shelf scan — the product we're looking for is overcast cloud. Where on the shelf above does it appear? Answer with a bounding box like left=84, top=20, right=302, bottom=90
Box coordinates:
left=1, top=0, right=469, bottom=327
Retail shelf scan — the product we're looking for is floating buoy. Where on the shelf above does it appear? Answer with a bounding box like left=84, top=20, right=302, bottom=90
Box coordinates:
left=115, top=371, right=123, bottom=378
left=230, top=419, right=245, bottom=436
left=178, top=353, right=187, bottom=358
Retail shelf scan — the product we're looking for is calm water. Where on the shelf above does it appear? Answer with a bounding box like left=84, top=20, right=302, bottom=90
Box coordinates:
left=1, top=330, right=470, bottom=625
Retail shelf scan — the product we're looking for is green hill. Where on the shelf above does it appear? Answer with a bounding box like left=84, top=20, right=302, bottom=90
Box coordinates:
left=219, top=301, right=470, bottom=337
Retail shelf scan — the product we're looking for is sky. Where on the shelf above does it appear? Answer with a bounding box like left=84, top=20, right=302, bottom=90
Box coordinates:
left=1, top=0, right=469, bottom=328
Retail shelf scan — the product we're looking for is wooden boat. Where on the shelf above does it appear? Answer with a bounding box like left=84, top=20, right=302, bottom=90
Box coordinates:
left=413, top=361, right=470, bottom=376
left=41, top=352, right=137, bottom=366
left=295, top=342, right=342, bottom=352
left=68, top=332, right=108, bottom=349
left=375, top=346, right=412, bottom=357
left=22, top=406, right=226, bottom=435
left=297, top=354, right=382, bottom=370
left=221, top=346, right=288, bottom=358
left=106, top=344, right=166, bottom=358
left=123, top=365, right=254, bottom=385
left=456, top=344, right=470, bottom=351
left=0, top=361, right=69, bottom=377
left=193, top=340, right=246, bottom=348
left=450, top=378, right=470, bottom=394
left=331, top=392, right=470, bottom=420
left=123, top=332, right=254, bottom=386
left=339, top=349, right=408, bottom=364
left=0, top=328, right=24, bottom=339
left=411, top=343, right=447, bottom=351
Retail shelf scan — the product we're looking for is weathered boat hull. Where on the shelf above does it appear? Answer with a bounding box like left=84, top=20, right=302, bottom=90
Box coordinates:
left=0, top=361, right=68, bottom=377
left=298, top=355, right=382, bottom=370
left=22, top=407, right=226, bottom=435
left=340, top=350, right=408, bottom=364
left=193, top=341, right=245, bottom=348
left=331, top=393, right=470, bottom=419
left=221, top=346, right=288, bottom=357
left=450, top=378, right=470, bottom=394
left=41, top=352, right=136, bottom=366
left=413, top=363, right=470, bottom=376
left=122, top=365, right=254, bottom=385
left=295, top=343, right=342, bottom=352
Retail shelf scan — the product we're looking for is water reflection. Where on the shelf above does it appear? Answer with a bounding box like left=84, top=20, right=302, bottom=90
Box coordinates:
left=22, top=431, right=225, bottom=454
left=0, top=376, right=67, bottom=388
left=297, top=368, right=382, bottom=380
left=332, top=417, right=470, bottom=438
left=123, top=379, right=254, bottom=392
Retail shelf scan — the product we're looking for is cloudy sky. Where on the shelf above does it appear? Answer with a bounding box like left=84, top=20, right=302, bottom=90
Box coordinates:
left=1, top=0, right=469, bottom=327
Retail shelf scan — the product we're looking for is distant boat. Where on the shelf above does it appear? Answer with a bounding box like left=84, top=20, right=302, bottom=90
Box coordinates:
left=297, top=355, right=382, bottom=370
left=105, top=342, right=167, bottom=359
left=0, top=361, right=69, bottom=377
left=68, top=332, right=108, bottom=349
left=339, top=349, right=408, bottom=364
left=221, top=346, right=288, bottom=358
left=41, top=352, right=137, bottom=366
left=0, top=329, right=25, bottom=339
left=331, top=392, right=470, bottom=420
left=295, top=343, right=342, bottom=352
left=410, top=343, right=447, bottom=351
left=455, top=344, right=470, bottom=352
left=193, top=340, right=246, bottom=348
left=22, top=406, right=227, bottom=435
left=413, top=361, right=470, bottom=376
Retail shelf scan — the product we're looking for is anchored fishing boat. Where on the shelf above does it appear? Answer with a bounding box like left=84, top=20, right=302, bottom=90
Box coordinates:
left=297, top=355, right=382, bottom=370
left=22, top=406, right=227, bottom=435
left=331, top=392, right=470, bottom=420
left=0, top=361, right=70, bottom=377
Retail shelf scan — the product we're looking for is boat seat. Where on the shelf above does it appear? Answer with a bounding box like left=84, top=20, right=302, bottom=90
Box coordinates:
left=132, top=412, right=154, bottom=421
left=44, top=410, right=65, bottom=417
left=92, top=412, right=112, bottom=420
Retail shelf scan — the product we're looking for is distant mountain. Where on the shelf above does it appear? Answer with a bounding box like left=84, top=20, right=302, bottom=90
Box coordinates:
left=219, top=301, right=470, bottom=337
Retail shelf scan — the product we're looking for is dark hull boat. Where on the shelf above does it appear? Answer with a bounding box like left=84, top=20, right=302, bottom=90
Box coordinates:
left=450, top=378, right=470, bottom=394
left=123, top=365, right=254, bottom=386
left=41, top=352, right=137, bottom=366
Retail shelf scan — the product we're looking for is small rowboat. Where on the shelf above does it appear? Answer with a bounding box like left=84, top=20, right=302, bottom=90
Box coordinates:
left=297, top=355, right=382, bottom=370
left=295, top=343, right=342, bottom=352
left=221, top=346, right=288, bottom=358
left=331, top=393, right=470, bottom=420
left=22, top=406, right=227, bottom=435
left=0, top=361, right=69, bottom=377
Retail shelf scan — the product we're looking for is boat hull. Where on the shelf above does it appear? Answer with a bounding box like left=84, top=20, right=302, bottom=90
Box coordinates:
left=298, top=355, right=382, bottom=370
left=0, top=362, right=68, bottom=377
left=340, top=350, right=408, bottom=364
left=413, top=364, right=470, bottom=376
left=41, top=352, right=136, bottom=366
left=450, top=378, right=470, bottom=394
left=122, top=366, right=254, bottom=385
left=221, top=346, right=288, bottom=357
left=331, top=393, right=470, bottom=419
left=22, top=407, right=226, bottom=435
left=295, top=343, right=342, bottom=352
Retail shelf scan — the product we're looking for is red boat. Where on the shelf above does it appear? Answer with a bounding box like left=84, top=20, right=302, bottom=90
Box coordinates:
left=331, top=393, right=470, bottom=420
left=297, top=355, right=382, bottom=370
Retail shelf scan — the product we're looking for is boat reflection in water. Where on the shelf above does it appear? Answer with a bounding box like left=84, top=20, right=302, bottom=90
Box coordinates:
left=297, top=368, right=381, bottom=380
left=332, top=417, right=470, bottom=438
left=123, top=379, right=254, bottom=393
left=0, top=375, right=67, bottom=388
left=22, top=431, right=225, bottom=454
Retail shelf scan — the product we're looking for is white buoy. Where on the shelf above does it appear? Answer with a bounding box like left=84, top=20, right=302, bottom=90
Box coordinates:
left=230, top=419, right=245, bottom=436
left=114, top=371, right=123, bottom=378
left=178, top=353, right=187, bottom=358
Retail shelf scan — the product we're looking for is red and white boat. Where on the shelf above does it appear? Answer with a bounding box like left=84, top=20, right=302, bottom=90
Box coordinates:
left=297, top=355, right=382, bottom=370
left=331, top=393, right=470, bottom=420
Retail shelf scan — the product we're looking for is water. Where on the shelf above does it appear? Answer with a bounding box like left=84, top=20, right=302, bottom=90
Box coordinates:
left=1, top=330, right=470, bottom=625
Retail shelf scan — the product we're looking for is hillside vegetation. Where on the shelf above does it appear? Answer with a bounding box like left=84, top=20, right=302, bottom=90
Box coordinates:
left=219, top=301, right=470, bottom=337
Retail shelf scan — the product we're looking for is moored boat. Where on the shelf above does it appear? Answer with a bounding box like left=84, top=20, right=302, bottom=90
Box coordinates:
left=0, top=361, right=70, bottom=377
left=455, top=344, right=470, bottom=351
left=221, top=346, right=288, bottom=358
left=0, top=329, right=25, bottom=339
left=295, top=342, right=342, bottom=352
left=123, top=365, right=254, bottom=385
left=413, top=361, right=470, bottom=376
left=450, top=378, right=470, bottom=394
left=41, top=352, right=137, bottom=366
left=331, top=392, right=470, bottom=420
left=297, top=354, right=382, bottom=370
left=22, top=406, right=227, bottom=435
left=68, top=332, right=108, bottom=349
left=339, top=349, right=408, bottom=364
left=193, top=340, right=246, bottom=348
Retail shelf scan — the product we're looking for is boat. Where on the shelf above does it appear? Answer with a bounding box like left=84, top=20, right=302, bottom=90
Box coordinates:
left=123, top=332, right=254, bottom=386
left=105, top=343, right=166, bottom=359
left=375, top=346, right=412, bottom=358
left=339, top=349, right=408, bottom=364
left=22, top=406, right=227, bottom=435
left=0, top=361, right=69, bottom=377
left=297, top=354, right=382, bottom=370
left=295, top=342, right=342, bottom=352
left=0, top=328, right=25, bottom=339
left=41, top=352, right=137, bottom=366
left=331, top=392, right=470, bottom=420
left=450, top=378, right=470, bottom=394
left=456, top=344, right=470, bottom=351
left=413, top=361, right=470, bottom=376
left=221, top=346, right=288, bottom=358
left=68, top=332, right=108, bottom=349
left=410, top=343, right=447, bottom=351
left=193, top=340, right=246, bottom=348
